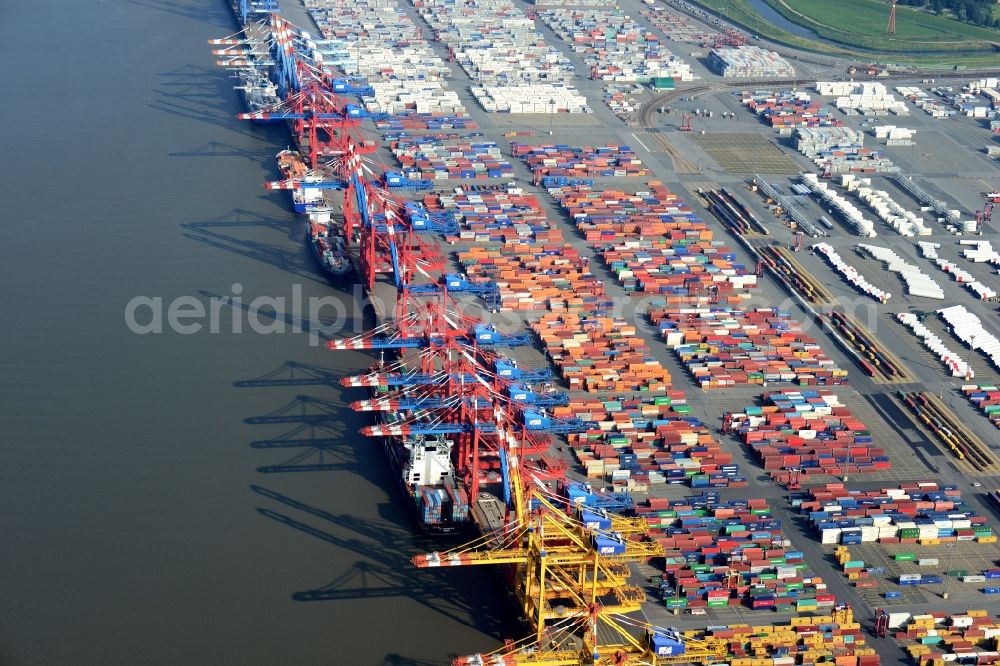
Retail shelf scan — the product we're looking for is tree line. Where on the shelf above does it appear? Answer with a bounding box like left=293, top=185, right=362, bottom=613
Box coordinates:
left=897, top=0, right=1000, bottom=29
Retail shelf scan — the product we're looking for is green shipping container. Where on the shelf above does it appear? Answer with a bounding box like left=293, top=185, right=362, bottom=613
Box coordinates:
left=651, top=77, right=676, bottom=90
left=707, top=600, right=728, bottom=608
left=653, top=396, right=672, bottom=406
left=895, top=552, right=916, bottom=561
left=899, top=528, right=920, bottom=538
left=946, top=570, right=968, bottom=577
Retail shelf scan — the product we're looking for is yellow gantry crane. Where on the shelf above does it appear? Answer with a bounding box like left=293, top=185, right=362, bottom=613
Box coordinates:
left=411, top=444, right=729, bottom=666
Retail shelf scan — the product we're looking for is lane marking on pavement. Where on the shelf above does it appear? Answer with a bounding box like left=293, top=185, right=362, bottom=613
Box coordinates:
left=631, top=132, right=651, bottom=153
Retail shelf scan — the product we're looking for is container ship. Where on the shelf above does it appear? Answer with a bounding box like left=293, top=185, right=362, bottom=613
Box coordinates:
left=368, top=382, right=474, bottom=535
left=276, top=149, right=324, bottom=213
left=234, top=68, right=280, bottom=120
left=306, top=208, right=353, bottom=281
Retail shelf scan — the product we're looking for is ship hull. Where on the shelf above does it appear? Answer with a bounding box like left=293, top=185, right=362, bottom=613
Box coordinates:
left=367, top=375, right=472, bottom=537
left=381, top=435, right=468, bottom=537
left=307, top=236, right=354, bottom=283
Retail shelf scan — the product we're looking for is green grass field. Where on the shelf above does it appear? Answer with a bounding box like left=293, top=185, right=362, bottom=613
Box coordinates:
left=762, top=0, right=1000, bottom=51
left=692, top=0, right=1000, bottom=68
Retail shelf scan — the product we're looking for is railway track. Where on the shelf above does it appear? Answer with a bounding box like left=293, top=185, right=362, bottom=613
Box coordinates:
left=825, top=311, right=909, bottom=383
left=644, top=128, right=700, bottom=173
left=757, top=245, right=832, bottom=305
left=898, top=391, right=999, bottom=473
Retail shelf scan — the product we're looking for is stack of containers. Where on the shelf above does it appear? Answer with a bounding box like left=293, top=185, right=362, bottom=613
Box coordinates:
left=472, top=85, right=589, bottom=113
left=892, top=611, right=1000, bottom=665
left=638, top=8, right=712, bottom=45
left=547, top=182, right=702, bottom=241
left=434, top=186, right=551, bottom=238
left=919, top=241, right=997, bottom=300
left=938, top=305, right=1000, bottom=371
left=598, top=240, right=757, bottom=303
left=796, top=482, right=994, bottom=545
left=390, top=136, right=514, bottom=180
left=418, top=486, right=449, bottom=524
left=741, top=89, right=841, bottom=129
left=512, top=143, right=650, bottom=178
left=811, top=243, right=892, bottom=302
left=895, top=86, right=956, bottom=118
left=856, top=244, right=943, bottom=298
left=980, top=87, right=1000, bottom=109
left=538, top=8, right=696, bottom=82
left=727, top=390, right=891, bottom=483
left=376, top=115, right=477, bottom=131
left=961, top=385, right=1000, bottom=428
left=801, top=173, right=878, bottom=236
left=794, top=126, right=864, bottom=156
left=816, top=81, right=909, bottom=115
left=897, top=312, right=974, bottom=378
left=844, top=175, right=931, bottom=236
left=641, top=495, right=830, bottom=610
left=530, top=313, right=672, bottom=393
left=633, top=612, right=876, bottom=662
left=447, top=485, right=470, bottom=521
left=872, top=125, right=916, bottom=146
left=429, top=186, right=608, bottom=310
left=707, top=46, right=795, bottom=78
left=303, top=0, right=467, bottom=121
left=411, top=0, right=590, bottom=112
left=365, top=81, right=465, bottom=116
left=603, top=84, right=643, bottom=121
left=547, top=182, right=764, bottom=305
left=795, top=128, right=896, bottom=174
left=562, top=396, right=746, bottom=488
left=699, top=613, right=878, bottom=663
left=653, top=307, right=847, bottom=389
left=460, top=242, right=607, bottom=311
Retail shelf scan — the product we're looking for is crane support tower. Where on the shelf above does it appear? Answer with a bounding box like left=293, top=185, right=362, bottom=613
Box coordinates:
left=886, top=0, right=897, bottom=35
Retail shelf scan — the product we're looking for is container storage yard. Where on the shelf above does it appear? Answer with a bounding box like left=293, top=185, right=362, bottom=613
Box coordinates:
left=707, top=45, right=795, bottom=79
left=538, top=7, right=697, bottom=82
left=204, top=0, right=1000, bottom=663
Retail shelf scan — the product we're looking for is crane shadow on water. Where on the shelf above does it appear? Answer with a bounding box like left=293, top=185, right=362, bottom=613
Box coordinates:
left=244, top=394, right=346, bottom=425
left=184, top=209, right=335, bottom=284
left=186, top=207, right=296, bottom=240
left=234, top=360, right=343, bottom=388
left=252, top=486, right=513, bottom=640
left=148, top=65, right=249, bottom=132
left=169, top=140, right=273, bottom=164
left=243, top=393, right=365, bottom=473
